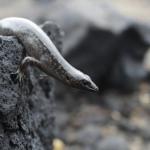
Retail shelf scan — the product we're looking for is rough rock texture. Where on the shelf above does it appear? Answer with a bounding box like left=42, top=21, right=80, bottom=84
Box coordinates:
left=0, top=21, right=62, bottom=150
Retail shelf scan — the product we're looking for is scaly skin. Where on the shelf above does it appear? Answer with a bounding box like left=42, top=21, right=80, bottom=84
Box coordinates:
left=0, top=17, right=98, bottom=92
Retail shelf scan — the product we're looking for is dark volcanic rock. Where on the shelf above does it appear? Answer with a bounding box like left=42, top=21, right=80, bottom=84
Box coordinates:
left=0, top=22, right=59, bottom=149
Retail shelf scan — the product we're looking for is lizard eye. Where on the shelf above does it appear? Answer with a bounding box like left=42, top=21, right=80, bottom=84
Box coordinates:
left=66, top=75, right=70, bottom=82
left=81, top=79, right=89, bottom=86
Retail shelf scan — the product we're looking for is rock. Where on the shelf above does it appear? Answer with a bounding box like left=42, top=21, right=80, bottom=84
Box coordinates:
left=65, top=26, right=150, bottom=93
left=97, top=136, right=129, bottom=150
left=66, top=145, right=82, bottom=150
left=72, top=105, right=110, bottom=127
left=41, top=21, right=64, bottom=52
left=55, top=110, right=70, bottom=134
left=76, top=125, right=102, bottom=145
left=0, top=35, right=50, bottom=150
left=117, top=119, right=139, bottom=134
left=0, top=19, right=64, bottom=150
left=140, top=126, right=150, bottom=141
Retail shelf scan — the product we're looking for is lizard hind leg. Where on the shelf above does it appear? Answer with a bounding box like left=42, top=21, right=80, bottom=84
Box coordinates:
left=10, top=56, right=42, bottom=86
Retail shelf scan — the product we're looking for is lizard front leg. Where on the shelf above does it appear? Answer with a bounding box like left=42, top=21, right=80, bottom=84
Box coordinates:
left=11, top=56, right=42, bottom=85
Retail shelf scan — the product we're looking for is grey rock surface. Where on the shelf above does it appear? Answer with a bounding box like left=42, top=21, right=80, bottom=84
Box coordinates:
left=0, top=22, right=58, bottom=149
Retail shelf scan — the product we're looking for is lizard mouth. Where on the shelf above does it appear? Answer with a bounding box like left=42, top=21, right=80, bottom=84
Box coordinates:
left=86, top=81, right=99, bottom=92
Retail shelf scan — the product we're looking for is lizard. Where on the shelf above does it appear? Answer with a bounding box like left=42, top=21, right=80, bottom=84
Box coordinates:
left=0, top=17, right=99, bottom=92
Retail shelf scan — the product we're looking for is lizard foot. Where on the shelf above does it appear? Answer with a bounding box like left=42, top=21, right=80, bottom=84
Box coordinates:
left=10, top=69, right=26, bottom=86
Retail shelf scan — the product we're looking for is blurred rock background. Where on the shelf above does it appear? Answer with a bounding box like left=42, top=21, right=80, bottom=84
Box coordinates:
left=0, top=0, right=150, bottom=150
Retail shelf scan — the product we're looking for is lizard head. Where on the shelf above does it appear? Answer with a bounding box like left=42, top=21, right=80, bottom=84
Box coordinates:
left=79, top=75, right=99, bottom=92
left=67, top=70, right=99, bottom=92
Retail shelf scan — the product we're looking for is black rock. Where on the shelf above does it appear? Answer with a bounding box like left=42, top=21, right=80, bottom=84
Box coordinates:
left=65, top=25, right=150, bottom=93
